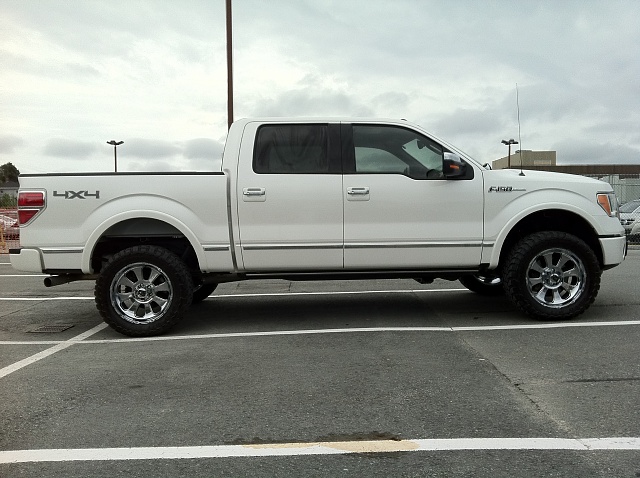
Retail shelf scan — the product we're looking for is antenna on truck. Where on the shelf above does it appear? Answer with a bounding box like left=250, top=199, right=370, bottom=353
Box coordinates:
left=516, top=83, right=525, bottom=176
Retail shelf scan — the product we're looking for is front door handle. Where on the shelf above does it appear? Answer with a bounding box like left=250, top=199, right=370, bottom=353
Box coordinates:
left=347, top=187, right=370, bottom=196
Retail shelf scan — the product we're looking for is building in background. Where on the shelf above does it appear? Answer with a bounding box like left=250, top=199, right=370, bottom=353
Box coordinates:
left=0, top=180, right=19, bottom=199
left=492, top=150, right=557, bottom=170
left=491, top=150, right=640, bottom=203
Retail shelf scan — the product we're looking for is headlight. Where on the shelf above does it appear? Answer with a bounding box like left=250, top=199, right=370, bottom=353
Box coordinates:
left=597, top=192, right=619, bottom=218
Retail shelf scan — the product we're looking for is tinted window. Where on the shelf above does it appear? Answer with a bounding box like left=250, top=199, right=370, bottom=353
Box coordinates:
left=353, top=125, right=444, bottom=179
left=254, top=124, right=329, bottom=174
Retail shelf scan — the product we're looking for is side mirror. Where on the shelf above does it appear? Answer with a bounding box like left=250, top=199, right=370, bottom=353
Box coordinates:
left=443, top=152, right=467, bottom=178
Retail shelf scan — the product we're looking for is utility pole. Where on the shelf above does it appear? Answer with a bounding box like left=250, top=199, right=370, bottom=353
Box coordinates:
left=107, top=140, right=124, bottom=172
left=226, top=0, right=234, bottom=130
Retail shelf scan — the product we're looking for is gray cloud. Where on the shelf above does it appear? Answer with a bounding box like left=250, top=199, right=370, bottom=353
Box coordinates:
left=123, top=139, right=181, bottom=160
left=554, top=140, right=640, bottom=165
left=247, top=75, right=375, bottom=117
left=0, top=135, right=25, bottom=154
left=183, top=138, right=223, bottom=161
left=434, top=107, right=508, bottom=138
left=44, top=139, right=97, bottom=158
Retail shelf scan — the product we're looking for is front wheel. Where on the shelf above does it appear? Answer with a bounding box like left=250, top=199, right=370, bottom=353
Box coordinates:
left=95, top=245, right=194, bottom=336
left=502, top=231, right=601, bottom=320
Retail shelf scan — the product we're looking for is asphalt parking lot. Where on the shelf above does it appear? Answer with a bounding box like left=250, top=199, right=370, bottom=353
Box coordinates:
left=1, top=250, right=639, bottom=477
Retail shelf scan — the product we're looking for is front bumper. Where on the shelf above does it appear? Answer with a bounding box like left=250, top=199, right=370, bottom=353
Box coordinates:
left=599, top=235, right=627, bottom=268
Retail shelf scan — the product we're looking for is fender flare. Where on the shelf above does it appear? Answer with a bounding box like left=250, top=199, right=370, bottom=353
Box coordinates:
left=82, top=210, right=204, bottom=274
left=485, top=202, right=602, bottom=269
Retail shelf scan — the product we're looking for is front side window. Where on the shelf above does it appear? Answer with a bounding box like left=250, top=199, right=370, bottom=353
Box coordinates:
left=254, top=124, right=329, bottom=174
left=353, top=125, right=444, bottom=179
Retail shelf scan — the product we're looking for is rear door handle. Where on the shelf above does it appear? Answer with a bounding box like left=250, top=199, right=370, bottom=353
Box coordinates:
left=242, top=187, right=266, bottom=202
left=243, top=187, right=266, bottom=196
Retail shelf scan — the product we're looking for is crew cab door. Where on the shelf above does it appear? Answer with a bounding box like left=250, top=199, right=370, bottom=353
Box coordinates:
left=342, top=123, right=484, bottom=269
left=236, top=122, right=344, bottom=271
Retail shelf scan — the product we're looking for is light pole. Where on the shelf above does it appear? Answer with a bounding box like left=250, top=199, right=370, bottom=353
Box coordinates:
left=226, top=0, right=233, bottom=129
left=107, top=140, right=124, bottom=172
left=501, top=138, right=518, bottom=169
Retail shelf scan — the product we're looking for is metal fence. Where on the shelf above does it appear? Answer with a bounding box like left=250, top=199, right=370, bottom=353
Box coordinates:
left=588, top=174, right=640, bottom=244
left=0, top=208, right=18, bottom=253
left=593, top=174, right=640, bottom=204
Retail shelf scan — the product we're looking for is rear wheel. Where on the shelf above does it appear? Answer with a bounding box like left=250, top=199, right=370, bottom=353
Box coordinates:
left=503, top=231, right=600, bottom=320
left=95, top=245, right=193, bottom=336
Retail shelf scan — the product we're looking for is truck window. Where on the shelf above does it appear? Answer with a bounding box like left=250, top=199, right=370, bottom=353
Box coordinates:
left=352, top=125, right=444, bottom=179
left=254, top=124, right=330, bottom=174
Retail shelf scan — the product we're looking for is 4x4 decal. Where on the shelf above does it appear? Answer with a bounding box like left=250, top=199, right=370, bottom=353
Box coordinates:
left=53, top=190, right=100, bottom=199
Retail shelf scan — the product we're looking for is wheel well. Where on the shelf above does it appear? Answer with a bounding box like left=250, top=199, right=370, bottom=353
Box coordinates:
left=498, top=210, right=603, bottom=268
left=90, top=218, right=200, bottom=275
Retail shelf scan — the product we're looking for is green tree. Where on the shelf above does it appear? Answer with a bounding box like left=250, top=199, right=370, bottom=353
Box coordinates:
left=0, top=193, right=16, bottom=208
left=0, top=162, right=20, bottom=183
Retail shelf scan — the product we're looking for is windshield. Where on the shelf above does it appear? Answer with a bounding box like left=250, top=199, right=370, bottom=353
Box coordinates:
left=619, top=201, right=640, bottom=213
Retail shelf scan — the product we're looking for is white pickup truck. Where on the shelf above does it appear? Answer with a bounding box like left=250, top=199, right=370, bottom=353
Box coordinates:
left=11, top=118, right=627, bottom=336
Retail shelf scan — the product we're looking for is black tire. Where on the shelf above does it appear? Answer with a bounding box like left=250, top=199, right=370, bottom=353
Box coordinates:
left=191, top=283, right=218, bottom=304
left=503, top=231, right=601, bottom=320
left=95, top=245, right=194, bottom=337
left=459, top=273, right=504, bottom=296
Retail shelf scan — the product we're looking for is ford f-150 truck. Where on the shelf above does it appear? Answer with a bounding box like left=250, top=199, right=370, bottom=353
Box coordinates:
left=10, top=118, right=627, bottom=336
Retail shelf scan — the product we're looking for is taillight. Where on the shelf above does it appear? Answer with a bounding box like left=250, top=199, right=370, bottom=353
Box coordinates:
left=17, top=191, right=46, bottom=226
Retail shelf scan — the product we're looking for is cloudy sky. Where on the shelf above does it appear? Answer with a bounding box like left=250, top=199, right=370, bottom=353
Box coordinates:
left=1, top=0, right=639, bottom=174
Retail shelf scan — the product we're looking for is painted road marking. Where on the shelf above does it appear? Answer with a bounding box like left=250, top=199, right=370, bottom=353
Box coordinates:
left=0, top=323, right=107, bottom=379
left=1, top=437, right=639, bottom=463
left=61, top=320, right=640, bottom=343
left=0, top=297, right=93, bottom=300
left=0, top=288, right=467, bottom=301
left=0, top=274, right=48, bottom=277
left=1, top=321, right=640, bottom=346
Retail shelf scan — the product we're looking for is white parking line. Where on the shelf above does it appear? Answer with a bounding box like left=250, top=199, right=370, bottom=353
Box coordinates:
left=0, top=323, right=107, bottom=379
left=0, top=274, right=48, bottom=277
left=0, top=288, right=467, bottom=301
left=0, top=297, right=93, bottom=301
left=1, top=437, right=639, bottom=463
left=2, top=321, right=639, bottom=347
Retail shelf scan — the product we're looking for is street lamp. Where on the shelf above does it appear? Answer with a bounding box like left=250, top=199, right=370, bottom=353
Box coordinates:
left=107, top=140, right=124, bottom=172
left=501, top=139, right=518, bottom=169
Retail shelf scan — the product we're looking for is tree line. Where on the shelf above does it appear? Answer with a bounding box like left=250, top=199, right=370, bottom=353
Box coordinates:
left=0, top=162, right=20, bottom=208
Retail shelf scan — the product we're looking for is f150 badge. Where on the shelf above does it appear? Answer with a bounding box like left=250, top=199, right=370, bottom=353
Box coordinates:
left=53, top=190, right=100, bottom=199
left=488, top=186, right=526, bottom=192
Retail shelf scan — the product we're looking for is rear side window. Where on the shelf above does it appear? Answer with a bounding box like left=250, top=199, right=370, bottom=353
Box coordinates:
left=254, top=124, right=329, bottom=174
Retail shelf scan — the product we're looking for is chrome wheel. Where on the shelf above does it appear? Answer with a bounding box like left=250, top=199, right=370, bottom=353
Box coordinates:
left=526, top=248, right=586, bottom=308
left=110, top=262, right=173, bottom=324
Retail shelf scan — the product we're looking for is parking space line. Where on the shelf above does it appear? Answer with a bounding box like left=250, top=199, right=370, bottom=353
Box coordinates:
left=0, top=297, right=93, bottom=301
left=1, top=437, right=639, bottom=463
left=1, top=321, right=639, bottom=347
left=0, top=323, right=107, bottom=379
left=0, top=274, right=48, bottom=277
left=0, top=288, right=467, bottom=302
